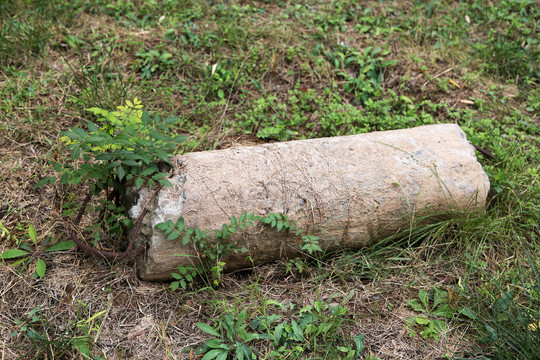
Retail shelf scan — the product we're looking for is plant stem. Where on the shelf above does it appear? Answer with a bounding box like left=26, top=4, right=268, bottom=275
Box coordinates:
left=70, top=189, right=146, bottom=260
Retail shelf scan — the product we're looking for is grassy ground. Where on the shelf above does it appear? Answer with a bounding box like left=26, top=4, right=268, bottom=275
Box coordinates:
left=0, top=0, right=539, bottom=359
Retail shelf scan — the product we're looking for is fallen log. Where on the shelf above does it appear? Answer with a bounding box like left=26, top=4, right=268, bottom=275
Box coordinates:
left=128, top=124, right=490, bottom=281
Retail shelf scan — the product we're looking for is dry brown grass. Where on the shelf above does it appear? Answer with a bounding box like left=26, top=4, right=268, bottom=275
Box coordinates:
left=0, top=255, right=470, bottom=359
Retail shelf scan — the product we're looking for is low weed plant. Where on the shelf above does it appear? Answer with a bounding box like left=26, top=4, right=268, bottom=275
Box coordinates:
left=195, top=310, right=259, bottom=360
left=192, top=293, right=365, bottom=360
left=460, top=241, right=540, bottom=359
left=156, top=212, right=259, bottom=290
left=406, top=287, right=477, bottom=341
left=133, top=47, right=176, bottom=79
left=0, top=224, right=73, bottom=278
left=157, top=212, right=324, bottom=290
left=11, top=301, right=108, bottom=359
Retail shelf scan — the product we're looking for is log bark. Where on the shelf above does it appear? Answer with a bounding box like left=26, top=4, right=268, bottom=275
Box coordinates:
left=128, top=124, right=490, bottom=281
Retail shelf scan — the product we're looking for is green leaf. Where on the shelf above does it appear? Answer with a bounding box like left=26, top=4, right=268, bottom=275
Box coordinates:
left=182, top=235, right=190, bottom=245
left=236, top=342, right=254, bottom=360
left=197, top=323, right=222, bottom=337
left=202, top=349, right=227, bottom=360
left=45, top=241, right=75, bottom=252
left=431, top=319, right=446, bottom=332
left=11, top=256, right=31, bottom=267
left=173, top=134, right=188, bottom=143
left=158, top=179, right=173, bottom=187
left=415, top=317, right=429, bottom=325
left=141, top=164, right=158, bottom=176
left=291, top=320, right=303, bottom=341
left=432, top=288, right=447, bottom=309
left=176, top=217, right=185, bottom=231
left=418, top=289, right=429, bottom=310
left=493, top=291, right=513, bottom=312
left=273, top=323, right=283, bottom=345
left=243, top=333, right=259, bottom=342
left=155, top=222, right=170, bottom=231
left=164, top=116, right=179, bottom=124
left=167, top=230, right=180, bottom=240
left=94, top=153, right=115, bottom=161
left=152, top=172, right=169, bottom=180
left=155, top=150, right=170, bottom=163
left=458, top=307, right=477, bottom=320
left=260, top=217, right=271, bottom=224
left=205, top=339, right=227, bottom=349
left=237, top=310, right=247, bottom=325
left=149, top=129, right=167, bottom=142
left=135, top=177, right=145, bottom=189
left=86, top=107, right=105, bottom=115
left=35, top=177, right=55, bottom=188
left=85, top=135, right=107, bottom=143
left=122, top=158, right=142, bottom=166
left=407, top=299, right=425, bottom=313
left=69, top=127, right=88, bottom=138
left=432, top=304, right=454, bottom=318
left=86, top=121, right=99, bottom=133
left=35, top=258, right=46, bottom=278
left=71, top=146, right=81, bottom=160
left=251, top=78, right=262, bottom=92
left=117, top=165, right=125, bottom=181
left=239, top=212, right=247, bottom=223
left=28, top=224, right=37, bottom=245
left=1, top=249, right=30, bottom=259
left=71, top=337, right=91, bottom=356
left=354, top=334, right=365, bottom=355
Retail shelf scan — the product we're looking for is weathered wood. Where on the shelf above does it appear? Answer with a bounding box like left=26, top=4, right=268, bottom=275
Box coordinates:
left=128, top=124, right=490, bottom=281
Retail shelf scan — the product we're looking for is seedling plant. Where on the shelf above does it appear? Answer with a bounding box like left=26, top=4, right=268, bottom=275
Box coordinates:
left=406, top=287, right=477, bottom=341
left=157, top=212, right=324, bottom=290
left=0, top=224, right=73, bottom=278
left=40, top=98, right=186, bottom=260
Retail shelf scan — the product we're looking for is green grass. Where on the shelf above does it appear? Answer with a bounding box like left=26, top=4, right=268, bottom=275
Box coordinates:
left=0, top=0, right=538, bottom=358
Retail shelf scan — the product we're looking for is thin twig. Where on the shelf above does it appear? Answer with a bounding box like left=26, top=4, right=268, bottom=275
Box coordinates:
left=74, top=189, right=94, bottom=225
left=69, top=206, right=147, bottom=260
left=69, top=229, right=145, bottom=260
left=470, top=142, right=496, bottom=159
left=69, top=185, right=161, bottom=260
left=422, top=67, right=454, bottom=88
left=125, top=208, right=148, bottom=253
